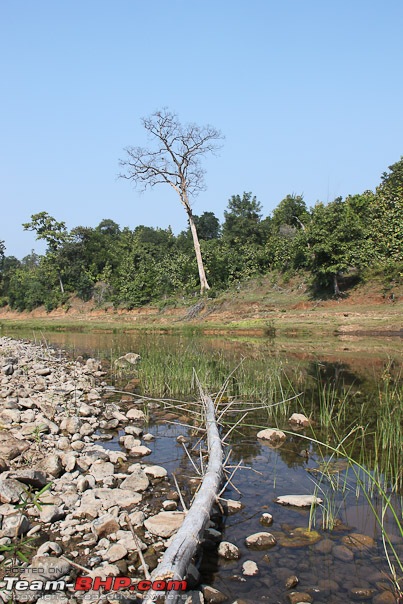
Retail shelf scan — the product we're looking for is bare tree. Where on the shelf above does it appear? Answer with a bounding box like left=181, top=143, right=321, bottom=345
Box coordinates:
left=119, top=108, right=223, bottom=294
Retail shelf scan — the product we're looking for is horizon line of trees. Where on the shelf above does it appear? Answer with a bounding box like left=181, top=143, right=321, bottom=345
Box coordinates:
left=0, top=156, right=402, bottom=312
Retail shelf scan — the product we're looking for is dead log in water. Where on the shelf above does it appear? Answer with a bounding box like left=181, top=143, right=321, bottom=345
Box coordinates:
left=143, top=393, right=224, bottom=603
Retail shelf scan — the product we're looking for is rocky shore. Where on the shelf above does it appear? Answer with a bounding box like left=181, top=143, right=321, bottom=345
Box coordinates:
left=0, top=337, right=212, bottom=604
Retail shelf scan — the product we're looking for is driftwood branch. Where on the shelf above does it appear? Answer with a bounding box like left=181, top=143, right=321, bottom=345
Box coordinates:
left=143, top=393, right=224, bottom=603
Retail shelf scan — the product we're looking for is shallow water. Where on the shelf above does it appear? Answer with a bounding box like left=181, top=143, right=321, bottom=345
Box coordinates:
left=2, top=327, right=402, bottom=603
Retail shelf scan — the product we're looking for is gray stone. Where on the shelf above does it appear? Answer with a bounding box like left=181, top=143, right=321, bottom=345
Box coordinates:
left=40, top=505, right=66, bottom=523
left=93, top=487, right=142, bottom=510
left=90, top=460, right=115, bottom=481
left=333, top=544, right=354, bottom=562
left=104, top=543, right=128, bottom=562
left=0, top=478, right=26, bottom=503
left=91, top=513, right=120, bottom=537
left=144, top=465, right=167, bottom=480
left=144, top=511, right=186, bottom=538
left=11, top=469, right=48, bottom=489
left=61, top=415, right=81, bottom=434
left=201, top=585, right=228, bottom=603
left=120, top=465, right=149, bottom=492
left=129, top=445, right=151, bottom=457
left=126, top=408, right=146, bottom=421
left=0, top=513, right=30, bottom=538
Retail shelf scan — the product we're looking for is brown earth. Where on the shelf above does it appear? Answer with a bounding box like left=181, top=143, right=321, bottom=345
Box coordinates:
left=0, top=275, right=402, bottom=336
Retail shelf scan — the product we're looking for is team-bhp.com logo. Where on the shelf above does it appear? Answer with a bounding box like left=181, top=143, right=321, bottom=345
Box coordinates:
left=1, top=576, right=187, bottom=596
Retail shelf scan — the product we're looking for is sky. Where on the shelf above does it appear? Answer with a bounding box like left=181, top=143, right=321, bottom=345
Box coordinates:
left=1, top=0, right=403, bottom=259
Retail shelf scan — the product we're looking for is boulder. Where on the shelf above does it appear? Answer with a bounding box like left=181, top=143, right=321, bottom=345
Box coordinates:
left=245, top=532, right=277, bottom=549
left=144, top=511, right=186, bottom=538
left=217, top=541, right=241, bottom=560
left=120, top=465, right=149, bottom=492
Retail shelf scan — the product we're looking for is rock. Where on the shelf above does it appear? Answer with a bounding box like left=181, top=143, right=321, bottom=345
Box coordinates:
left=245, top=532, right=277, bottom=549
left=332, top=544, right=354, bottom=562
left=125, top=426, right=143, bottom=436
left=120, top=464, right=149, bottom=492
left=57, top=436, right=71, bottom=451
left=2, top=363, right=14, bottom=375
left=313, top=538, right=333, bottom=554
left=163, top=499, right=178, bottom=511
left=115, top=353, right=141, bottom=367
left=79, top=402, right=94, bottom=416
left=0, top=408, right=21, bottom=423
left=0, top=514, right=30, bottom=537
left=224, top=499, right=244, bottom=515
left=217, top=541, right=241, bottom=560
left=126, top=408, right=146, bottom=421
left=144, top=465, right=167, bottom=480
left=0, top=478, right=26, bottom=503
left=92, top=487, right=142, bottom=510
left=86, top=358, right=101, bottom=371
left=285, top=575, right=299, bottom=589
left=183, top=592, right=205, bottom=604
left=202, top=585, right=228, bottom=603
left=242, top=560, right=259, bottom=576
left=23, top=555, right=71, bottom=579
left=341, top=533, right=376, bottom=550
left=275, top=495, right=323, bottom=507
left=372, top=591, right=397, bottom=604
left=104, top=543, right=128, bottom=562
left=277, top=527, right=321, bottom=547
left=36, top=541, right=63, bottom=556
left=257, top=428, right=286, bottom=446
left=92, top=513, right=120, bottom=537
left=287, top=593, right=313, bottom=604
left=143, top=433, right=155, bottom=441
left=40, top=505, right=66, bottom=523
left=120, top=435, right=141, bottom=449
left=11, top=469, right=48, bottom=489
left=89, top=460, right=115, bottom=481
left=35, top=368, right=52, bottom=376
left=349, top=587, right=376, bottom=600
left=289, top=413, right=311, bottom=427
left=0, top=433, right=30, bottom=460
left=144, top=511, right=186, bottom=538
left=260, top=513, right=273, bottom=526
left=129, top=445, right=152, bottom=457
left=61, top=415, right=82, bottom=434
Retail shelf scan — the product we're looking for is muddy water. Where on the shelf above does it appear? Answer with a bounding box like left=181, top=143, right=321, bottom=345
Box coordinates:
left=2, top=328, right=402, bottom=603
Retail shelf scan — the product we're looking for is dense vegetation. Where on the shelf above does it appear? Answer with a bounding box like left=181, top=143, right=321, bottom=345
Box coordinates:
left=1, top=157, right=402, bottom=312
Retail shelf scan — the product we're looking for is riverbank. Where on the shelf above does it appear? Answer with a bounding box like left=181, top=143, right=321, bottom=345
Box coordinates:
left=0, top=337, right=212, bottom=603
left=0, top=276, right=402, bottom=337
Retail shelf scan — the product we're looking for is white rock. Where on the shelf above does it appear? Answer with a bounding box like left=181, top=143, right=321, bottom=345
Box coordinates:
left=275, top=495, right=323, bottom=507
left=257, top=428, right=286, bottom=445
left=217, top=541, right=241, bottom=560
left=245, top=532, right=277, bottom=549
left=242, top=560, right=259, bottom=576
left=144, top=465, right=167, bottom=480
left=126, top=408, right=146, bottom=421
left=129, top=445, right=151, bottom=457
left=289, top=413, right=311, bottom=427
left=144, top=511, right=186, bottom=538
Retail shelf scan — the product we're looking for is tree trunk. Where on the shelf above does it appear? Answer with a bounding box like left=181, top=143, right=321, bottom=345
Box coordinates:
left=187, top=211, right=210, bottom=294
left=58, top=273, right=64, bottom=294
left=333, top=273, right=341, bottom=296
left=143, top=394, right=223, bottom=603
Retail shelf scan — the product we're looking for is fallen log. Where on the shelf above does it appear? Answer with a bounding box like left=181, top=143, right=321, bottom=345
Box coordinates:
left=143, top=393, right=224, bottom=603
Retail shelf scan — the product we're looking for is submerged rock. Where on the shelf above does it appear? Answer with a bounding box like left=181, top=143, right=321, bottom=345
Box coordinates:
left=277, top=527, right=322, bottom=548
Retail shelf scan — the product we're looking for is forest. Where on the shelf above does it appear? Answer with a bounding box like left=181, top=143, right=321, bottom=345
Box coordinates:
left=0, top=157, right=402, bottom=313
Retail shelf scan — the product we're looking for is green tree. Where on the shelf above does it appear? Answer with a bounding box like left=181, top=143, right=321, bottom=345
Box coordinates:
left=119, top=108, right=224, bottom=293
left=271, top=194, right=309, bottom=234
left=370, top=158, right=403, bottom=263
left=194, top=211, right=221, bottom=240
left=22, top=212, right=70, bottom=293
left=222, top=192, right=263, bottom=245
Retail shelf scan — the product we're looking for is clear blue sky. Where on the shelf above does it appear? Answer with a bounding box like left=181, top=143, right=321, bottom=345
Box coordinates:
left=1, top=0, right=402, bottom=258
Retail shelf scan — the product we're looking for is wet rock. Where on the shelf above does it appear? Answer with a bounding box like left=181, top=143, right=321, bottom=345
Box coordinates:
left=202, top=585, right=228, bottom=603
left=257, top=428, right=286, bottom=445
left=144, top=465, right=167, bottom=480
left=217, top=541, right=241, bottom=560
left=277, top=527, right=321, bottom=547
left=92, top=513, right=120, bottom=537
left=287, top=593, right=313, bottom=604
left=317, top=578, right=339, bottom=592
left=163, top=499, right=178, bottom=511
left=289, top=413, right=312, bottom=427
left=120, top=435, right=141, bottom=449
left=260, top=513, right=273, bottom=526
left=245, top=532, right=277, bottom=549
left=0, top=477, right=26, bottom=503
left=341, top=533, right=376, bottom=550
left=144, top=511, right=186, bottom=538
left=372, top=591, right=397, bottom=604
left=125, top=426, right=143, bottom=437
left=313, top=538, right=333, bottom=554
left=349, top=587, right=376, bottom=600
left=143, top=432, right=155, bottom=441
left=275, top=495, right=323, bottom=507
left=242, top=560, right=259, bottom=576
left=285, top=576, right=299, bottom=589
left=224, top=499, right=244, bottom=515
left=332, top=544, right=354, bottom=562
